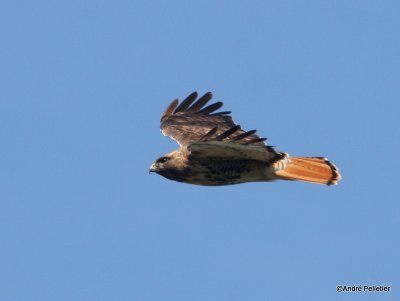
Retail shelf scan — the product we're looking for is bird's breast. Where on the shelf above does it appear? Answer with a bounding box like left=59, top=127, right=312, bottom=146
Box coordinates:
left=184, top=158, right=268, bottom=186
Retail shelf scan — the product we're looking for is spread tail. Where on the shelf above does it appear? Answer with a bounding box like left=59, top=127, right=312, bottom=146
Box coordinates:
left=275, top=157, right=341, bottom=185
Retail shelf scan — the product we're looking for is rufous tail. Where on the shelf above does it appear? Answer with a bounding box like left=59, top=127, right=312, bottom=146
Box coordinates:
left=275, top=157, right=341, bottom=185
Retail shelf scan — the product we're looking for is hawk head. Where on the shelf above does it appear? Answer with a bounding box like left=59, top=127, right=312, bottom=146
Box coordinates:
left=149, top=155, right=173, bottom=173
left=149, top=150, right=191, bottom=182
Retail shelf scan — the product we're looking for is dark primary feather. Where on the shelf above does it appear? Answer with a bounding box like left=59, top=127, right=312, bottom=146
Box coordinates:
left=198, top=102, right=223, bottom=115
left=200, top=127, right=218, bottom=141
left=174, top=92, right=198, bottom=113
left=160, top=91, right=268, bottom=147
left=244, top=138, right=268, bottom=145
left=210, top=111, right=231, bottom=116
left=232, top=130, right=257, bottom=141
left=215, top=125, right=241, bottom=141
left=187, top=92, right=213, bottom=112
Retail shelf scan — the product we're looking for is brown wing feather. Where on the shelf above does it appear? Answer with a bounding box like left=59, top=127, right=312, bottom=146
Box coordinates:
left=160, top=99, right=178, bottom=122
left=160, top=92, right=267, bottom=147
left=174, top=92, right=198, bottom=113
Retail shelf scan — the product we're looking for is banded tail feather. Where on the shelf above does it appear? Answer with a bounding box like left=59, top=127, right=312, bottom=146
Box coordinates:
left=275, top=157, right=341, bottom=185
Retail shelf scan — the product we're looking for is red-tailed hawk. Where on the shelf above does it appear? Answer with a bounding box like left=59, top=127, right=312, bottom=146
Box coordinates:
left=150, top=92, right=341, bottom=186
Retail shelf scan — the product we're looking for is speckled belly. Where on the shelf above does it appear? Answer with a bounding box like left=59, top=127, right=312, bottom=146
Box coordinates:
left=187, top=158, right=269, bottom=186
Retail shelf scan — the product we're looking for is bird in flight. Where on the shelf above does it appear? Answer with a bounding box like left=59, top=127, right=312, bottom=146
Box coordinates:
left=150, top=92, right=341, bottom=186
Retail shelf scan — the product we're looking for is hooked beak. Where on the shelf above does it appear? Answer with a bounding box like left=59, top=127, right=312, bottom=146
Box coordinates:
left=149, top=163, right=157, bottom=173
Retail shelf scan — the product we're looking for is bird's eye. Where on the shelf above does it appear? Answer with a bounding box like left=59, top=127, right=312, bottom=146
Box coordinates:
left=157, top=157, right=169, bottom=163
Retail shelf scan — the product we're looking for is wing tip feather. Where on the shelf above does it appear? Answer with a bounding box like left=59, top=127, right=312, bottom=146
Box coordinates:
left=160, top=98, right=179, bottom=122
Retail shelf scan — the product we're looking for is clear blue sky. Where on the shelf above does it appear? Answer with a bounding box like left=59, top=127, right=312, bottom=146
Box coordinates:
left=1, top=1, right=399, bottom=300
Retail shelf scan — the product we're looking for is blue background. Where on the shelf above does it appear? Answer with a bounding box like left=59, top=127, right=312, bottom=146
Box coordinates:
left=1, top=1, right=399, bottom=300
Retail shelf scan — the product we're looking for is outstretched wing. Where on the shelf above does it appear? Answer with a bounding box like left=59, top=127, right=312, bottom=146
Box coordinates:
left=188, top=141, right=287, bottom=164
left=160, top=91, right=285, bottom=163
left=160, top=91, right=267, bottom=147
